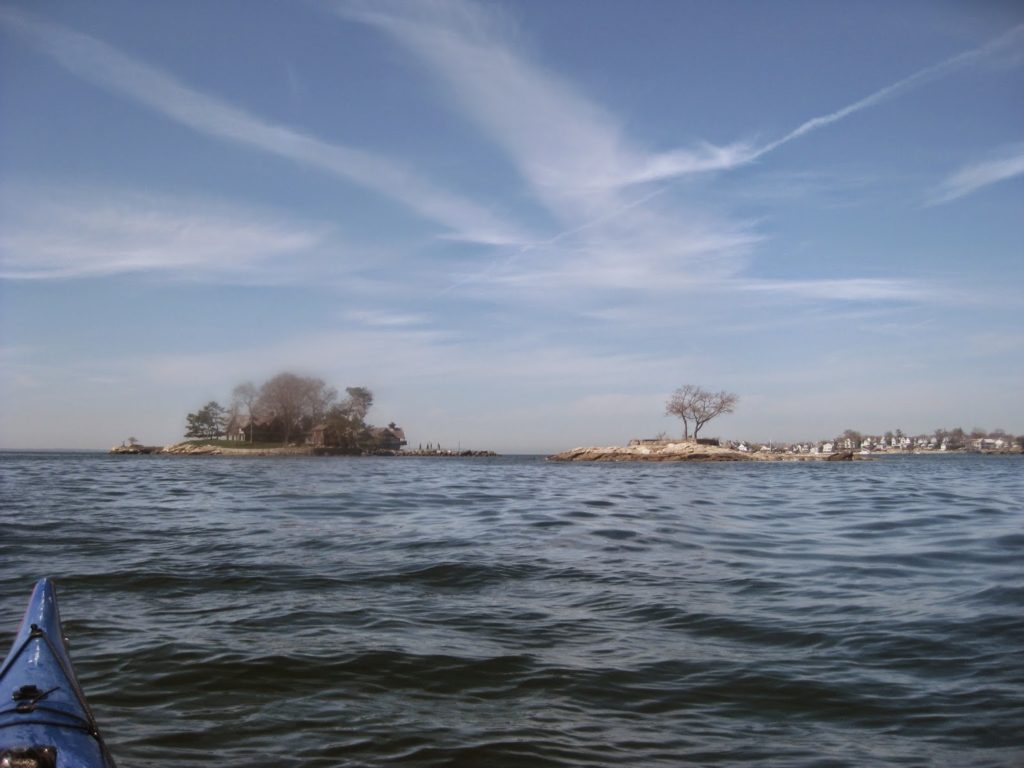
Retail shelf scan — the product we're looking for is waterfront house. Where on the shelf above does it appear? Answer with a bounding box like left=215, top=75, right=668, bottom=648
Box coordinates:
left=224, top=413, right=252, bottom=441
left=373, top=423, right=407, bottom=451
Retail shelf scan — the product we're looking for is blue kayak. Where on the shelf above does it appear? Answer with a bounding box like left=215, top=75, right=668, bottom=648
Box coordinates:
left=0, top=578, right=117, bottom=767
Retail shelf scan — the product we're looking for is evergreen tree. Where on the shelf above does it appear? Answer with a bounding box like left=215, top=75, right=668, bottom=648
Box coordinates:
left=185, top=401, right=227, bottom=439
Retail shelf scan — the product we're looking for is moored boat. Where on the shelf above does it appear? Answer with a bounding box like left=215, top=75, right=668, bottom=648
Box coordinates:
left=0, top=578, right=117, bottom=767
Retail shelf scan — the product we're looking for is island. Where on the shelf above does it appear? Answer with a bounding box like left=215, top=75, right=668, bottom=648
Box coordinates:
left=109, top=371, right=497, bottom=457
left=549, top=440, right=855, bottom=462
left=549, top=383, right=1021, bottom=461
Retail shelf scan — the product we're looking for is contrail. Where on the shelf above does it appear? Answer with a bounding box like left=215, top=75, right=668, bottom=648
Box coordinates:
left=435, top=21, right=1024, bottom=295
left=753, top=23, right=1024, bottom=159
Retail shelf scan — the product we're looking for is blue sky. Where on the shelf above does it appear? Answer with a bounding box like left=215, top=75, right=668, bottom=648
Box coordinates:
left=1, top=0, right=1022, bottom=452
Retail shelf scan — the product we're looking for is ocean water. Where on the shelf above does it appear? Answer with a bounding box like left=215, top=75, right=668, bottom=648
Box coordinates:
left=1, top=452, right=1022, bottom=767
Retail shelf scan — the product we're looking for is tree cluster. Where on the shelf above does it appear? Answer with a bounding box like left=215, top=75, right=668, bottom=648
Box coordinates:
left=184, top=372, right=381, bottom=450
left=250, top=372, right=338, bottom=444
left=319, top=386, right=377, bottom=452
left=932, top=427, right=1008, bottom=450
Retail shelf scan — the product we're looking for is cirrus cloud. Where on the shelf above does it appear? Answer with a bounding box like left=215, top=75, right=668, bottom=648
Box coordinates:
left=928, top=142, right=1024, bottom=205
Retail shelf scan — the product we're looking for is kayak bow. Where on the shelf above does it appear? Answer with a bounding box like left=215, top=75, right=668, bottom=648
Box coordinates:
left=0, top=578, right=117, bottom=768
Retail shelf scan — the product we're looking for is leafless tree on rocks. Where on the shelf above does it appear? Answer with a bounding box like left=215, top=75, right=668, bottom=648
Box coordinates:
left=665, top=385, right=738, bottom=440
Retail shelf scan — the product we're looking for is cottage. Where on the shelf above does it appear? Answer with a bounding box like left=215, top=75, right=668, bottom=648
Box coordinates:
left=310, top=424, right=328, bottom=448
left=224, top=413, right=252, bottom=441
left=373, top=423, right=407, bottom=451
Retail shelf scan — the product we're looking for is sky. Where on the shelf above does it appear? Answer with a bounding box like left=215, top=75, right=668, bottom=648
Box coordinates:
left=1, top=0, right=1022, bottom=453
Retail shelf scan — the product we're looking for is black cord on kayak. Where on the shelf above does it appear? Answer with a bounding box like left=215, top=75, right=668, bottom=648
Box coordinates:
left=0, top=713, right=97, bottom=734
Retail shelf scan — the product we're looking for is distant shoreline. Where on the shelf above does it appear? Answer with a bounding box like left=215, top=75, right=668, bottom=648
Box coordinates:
left=546, top=441, right=1021, bottom=462
left=108, top=442, right=498, bottom=457
left=101, top=440, right=1021, bottom=460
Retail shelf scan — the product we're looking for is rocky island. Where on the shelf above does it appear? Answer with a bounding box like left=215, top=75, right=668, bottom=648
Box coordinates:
left=549, top=440, right=855, bottom=462
left=547, top=384, right=1021, bottom=460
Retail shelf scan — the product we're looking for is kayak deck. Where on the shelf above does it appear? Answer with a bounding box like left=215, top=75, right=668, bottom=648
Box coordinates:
left=0, top=578, right=116, bottom=768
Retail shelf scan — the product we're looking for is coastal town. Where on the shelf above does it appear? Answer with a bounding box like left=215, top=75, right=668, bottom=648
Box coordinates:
left=718, top=427, right=1022, bottom=456
left=549, top=429, right=1022, bottom=463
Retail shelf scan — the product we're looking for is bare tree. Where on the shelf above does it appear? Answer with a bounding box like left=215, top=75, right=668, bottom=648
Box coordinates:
left=303, top=378, right=338, bottom=426
left=232, top=382, right=259, bottom=443
left=665, top=385, right=738, bottom=440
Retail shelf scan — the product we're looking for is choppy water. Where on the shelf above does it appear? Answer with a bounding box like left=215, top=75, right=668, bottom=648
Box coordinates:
left=1, top=452, right=1022, bottom=767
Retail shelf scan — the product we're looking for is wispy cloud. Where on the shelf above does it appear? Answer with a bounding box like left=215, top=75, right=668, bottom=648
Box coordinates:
left=342, top=309, right=432, bottom=327
left=0, top=6, right=525, bottom=246
left=735, top=278, right=935, bottom=303
left=338, top=2, right=1022, bottom=191
left=928, top=142, right=1024, bottom=205
left=335, top=0, right=978, bottom=307
left=331, top=0, right=769, bottom=304
left=0, top=186, right=328, bottom=280
left=6, top=2, right=996, bottom=304
left=333, top=0, right=752, bottom=208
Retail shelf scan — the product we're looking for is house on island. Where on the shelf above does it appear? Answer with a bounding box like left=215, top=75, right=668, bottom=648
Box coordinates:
left=310, top=424, right=329, bottom=448
left=373, top=423, right=407, bottom=451
left=224, top=413, right=252, bottom=441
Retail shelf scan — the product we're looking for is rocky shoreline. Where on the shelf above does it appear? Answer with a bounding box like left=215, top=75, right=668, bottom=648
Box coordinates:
left=548, top=441, right=856, bottom=462
left=109, top=443, right=313, bottom=456
left=111, top=442, right=498, bottom=457
left=397, top=449, right=498, bottom=458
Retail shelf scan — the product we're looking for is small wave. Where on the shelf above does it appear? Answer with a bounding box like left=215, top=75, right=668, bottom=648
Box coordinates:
left=376, top=561, right=539, bottom=589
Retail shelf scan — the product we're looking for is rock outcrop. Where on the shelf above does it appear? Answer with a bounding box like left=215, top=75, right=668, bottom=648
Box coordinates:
left=159, top=443, right=313, bottom=456
left=161, top=442, right=224, bottom=455
left=109, top=444, right=160, bottom=454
